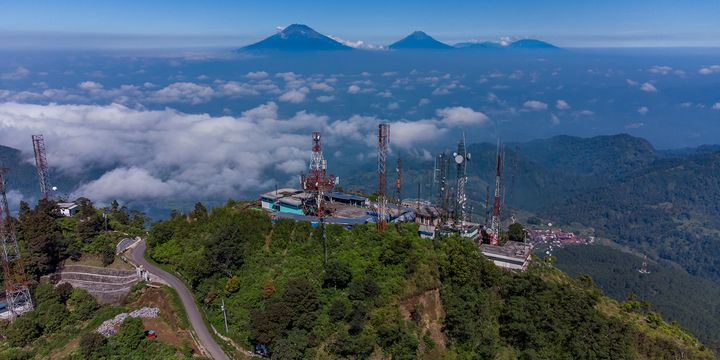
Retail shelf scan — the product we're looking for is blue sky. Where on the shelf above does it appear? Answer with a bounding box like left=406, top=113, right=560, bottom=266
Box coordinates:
left=0, top=0, right=718, bottom=48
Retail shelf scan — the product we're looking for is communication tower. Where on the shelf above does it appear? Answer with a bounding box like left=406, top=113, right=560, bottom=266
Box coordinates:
left=377, top=123, right=390, bottom=231
left=453, top=134, right=471, bottom=223
left=0, top=168, right=34, bottom=320
left=31, top=135, right=51, bottom=200
left=300, top=132, right=336, bottom=217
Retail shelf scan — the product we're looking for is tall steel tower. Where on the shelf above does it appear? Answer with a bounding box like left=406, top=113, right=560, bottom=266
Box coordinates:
left=31, top=135, right=51, bottom=200
left=0, top=168, right=33, bottom=320
left=300, top=132, right=336, bottom=217
left=395, top=157, right=402, bottom=205
left=377, top=123, right=390, bottom=231
left=491, top=140, right=503, bottom=245
left=452, top=134, right=471, bottom=223
left=436, top=152, right=449, bottom=220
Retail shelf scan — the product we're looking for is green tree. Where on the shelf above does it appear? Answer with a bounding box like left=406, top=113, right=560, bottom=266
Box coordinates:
left=112, top=316, right=145, bottom=351
left=76, top=198, right=102, bottom=243
left=67, top=288, right=99, bottom=321
left=79, top=331, right=107, bottom=358
left=20, top=199, right=65, bottom=279
left=508, top=223, right=525, bottom=242
left=6, top=315, right=41, bottom=347
left=272, top=329, right=309, bottom=360
left=323, top=260, right=352, bottom=289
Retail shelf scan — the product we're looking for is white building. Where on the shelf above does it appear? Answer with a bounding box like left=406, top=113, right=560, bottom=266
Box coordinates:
left=480, top=241, right=533, bottom=271
left=58, top=202, right=79, bottom=217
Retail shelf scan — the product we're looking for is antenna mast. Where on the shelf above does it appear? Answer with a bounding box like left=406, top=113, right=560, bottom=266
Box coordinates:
left=395, top=157, right=402, bottom=205
left=436, top=152, right=449, bottom=221
left=377, top=123, right=390, bottom=231
left=491, top=139, right=503, bottom=245
left=31, top=135, right=51, bottom=200
left=300, top=132, right=335, bottom=217
left=0, top=168, right=34, bottom=320
left=453, top=134, right=470, bottom=223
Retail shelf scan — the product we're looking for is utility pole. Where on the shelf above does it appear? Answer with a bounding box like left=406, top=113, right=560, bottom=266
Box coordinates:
left=221, top=299, right=229, bottom=333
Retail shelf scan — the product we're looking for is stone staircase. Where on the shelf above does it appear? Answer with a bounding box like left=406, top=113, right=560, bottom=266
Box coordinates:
left=58, top=265, right=141, bottom=304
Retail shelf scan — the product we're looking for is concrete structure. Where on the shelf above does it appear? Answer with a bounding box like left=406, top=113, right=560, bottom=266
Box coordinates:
left=58, top=202, right=79, bottom=217
left=260, top=188, right=416, bottom=228
left=480, top=241, right=533, bottom=271
left=57, top=265, right=141, bottom=304
left=403, top=199, right=444, bottom=238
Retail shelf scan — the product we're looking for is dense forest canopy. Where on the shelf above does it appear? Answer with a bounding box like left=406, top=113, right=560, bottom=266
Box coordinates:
left=145, top=202, right=714, bottom=359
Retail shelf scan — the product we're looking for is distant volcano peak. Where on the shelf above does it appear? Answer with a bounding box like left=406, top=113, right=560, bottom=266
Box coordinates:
left=389, top=30, right=452, bottom=49
left=241, top=24, right=352, bottom=51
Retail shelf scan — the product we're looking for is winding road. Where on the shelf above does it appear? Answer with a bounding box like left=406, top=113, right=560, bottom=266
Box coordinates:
left=130, top=240, right=230, bottom=360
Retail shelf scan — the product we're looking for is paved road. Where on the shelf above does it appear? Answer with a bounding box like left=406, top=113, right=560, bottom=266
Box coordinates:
left=130, top=240, right=230, bottom=360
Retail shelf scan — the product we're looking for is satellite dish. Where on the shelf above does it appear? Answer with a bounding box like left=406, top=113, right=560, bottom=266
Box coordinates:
left=454, top=154, right=464, bottom=164
left=52, top=186, right=58, bottom=191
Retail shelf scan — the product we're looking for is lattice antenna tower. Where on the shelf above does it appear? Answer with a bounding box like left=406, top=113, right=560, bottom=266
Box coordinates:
left=377, top=123, right=390, bottom=231
left=395, top=157, right=402, bottom=205
left=436, top=152, right=449, bottom=220
left=452, top=133, right=471, bottom=223
left=31, top=135, right=51, bottom=200
left=0, top=168, right=34, bottom=321
left=300, top=132, right=336, bottom=217
left=491, top=139, right=503, bottom=245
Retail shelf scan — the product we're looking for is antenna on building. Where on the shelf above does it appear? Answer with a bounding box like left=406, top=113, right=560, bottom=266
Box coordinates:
left=31, top=134, right=51, bottom=200
left=491, top=139, right=503, bottom=245
left=0, top=167, right=34, bottom=321
left=377, top=123, right=390, bottom=232
left=485, top=185, right=490, bottom=226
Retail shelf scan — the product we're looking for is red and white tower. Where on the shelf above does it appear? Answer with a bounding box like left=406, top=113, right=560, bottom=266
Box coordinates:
left=377, top=123, right=390, bottom=231
left=300, top=132, right=336, bottom=217
left=0, top=168, right=34, bottom=320
left=31, top=134, right=51, bottom=200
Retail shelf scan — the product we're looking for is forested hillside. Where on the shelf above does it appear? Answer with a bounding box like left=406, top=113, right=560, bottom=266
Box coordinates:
left=548, top=151, right=720, bottom=283
left=147, top=203, right=715, bottom=359
left=554, top=245, right=720, bottom=351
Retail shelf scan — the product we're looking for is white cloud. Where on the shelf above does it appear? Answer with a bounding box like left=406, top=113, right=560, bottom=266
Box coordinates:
left=551, top=113, right=560, bottom=125
left=648, top=66, right=673, bottom=75
left=418, top=98, right=431, bottom=106
left=637, top=106, right=649, bottom=115
left=78, top=81, right=104, bottom=91
left=626, top=79, right=639, bottom=86
left=246, top=71, right=269, bottom=79
left=1, top=67, right=30, bottom=80
left=387, top=102, right=400, bottom=110
left=347, top=85, right=361, bottom=94
left=278, top=87, right=309, bottom=103
left=523, top=100, right=548, bottom=111
left=151, top=82, right=215, bottom=104
left=699, top=65, right=720, bottom=75
left=73, top=167, right=184, bottom=200
left=310, top=82, right=334, bottom=92
left=316, top=95, right=335, bottom=103
left=713, top=102, right=720, bottom=110
left=555, top=100, right=570, bottom=110
left=328, top=36, right=386, bottom=50
left=640, top=82, right=658, bottom=92
left=625, top=122, right=644, bottom=129
left=436, top=106, right=489, bottom=126
left=0, top=101, right=337, bottom=204
left=377, top=90, right=392, bottom=98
